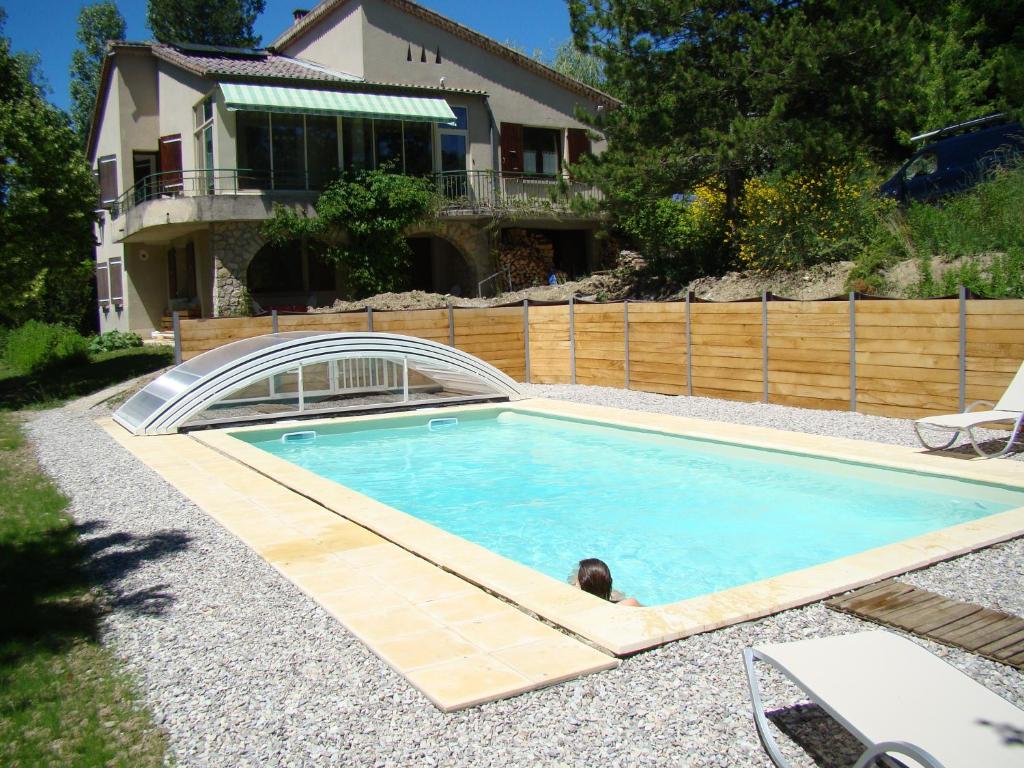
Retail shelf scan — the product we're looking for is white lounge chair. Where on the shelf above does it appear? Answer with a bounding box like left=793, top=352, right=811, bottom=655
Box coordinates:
left=914, top=360, right=1024, bottom=458
left=744, top=630, right=1024, bottom=768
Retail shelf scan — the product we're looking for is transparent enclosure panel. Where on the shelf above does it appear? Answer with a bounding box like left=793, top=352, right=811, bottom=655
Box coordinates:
left=180, top=353, right=504, bottom=428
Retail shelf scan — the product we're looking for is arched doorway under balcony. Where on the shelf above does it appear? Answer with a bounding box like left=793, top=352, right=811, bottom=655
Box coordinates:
left=246, top=238, right=341, bottom=311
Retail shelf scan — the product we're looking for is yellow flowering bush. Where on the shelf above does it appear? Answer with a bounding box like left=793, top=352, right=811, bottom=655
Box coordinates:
left=735, top=166, right=886, bottom=271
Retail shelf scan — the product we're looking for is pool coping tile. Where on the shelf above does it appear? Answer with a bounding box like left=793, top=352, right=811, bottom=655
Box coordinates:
left=99, top=417, right=621, bottom=711
left=174, top=399, right=1024, bottom=657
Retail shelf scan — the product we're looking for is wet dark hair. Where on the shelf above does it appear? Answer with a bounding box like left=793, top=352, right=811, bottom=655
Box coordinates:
left=577, top=558, right=612, bottom=601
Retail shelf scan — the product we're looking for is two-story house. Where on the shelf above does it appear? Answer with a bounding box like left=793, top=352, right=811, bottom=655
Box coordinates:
left=88, top=0, right=616, bottom=334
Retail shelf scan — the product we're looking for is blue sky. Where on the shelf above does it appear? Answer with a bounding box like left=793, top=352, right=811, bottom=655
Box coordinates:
left=2, top=0, right=574, bottom=112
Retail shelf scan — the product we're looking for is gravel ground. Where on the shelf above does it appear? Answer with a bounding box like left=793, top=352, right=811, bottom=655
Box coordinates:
left=24, top=385, right=1024, bottom=767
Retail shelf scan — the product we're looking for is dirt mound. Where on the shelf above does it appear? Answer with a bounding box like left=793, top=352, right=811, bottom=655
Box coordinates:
left=311, top=272, right=633, bottom=313
left=307, top=254, right=944, bottom=313
left=686, top=262, right=855, bottom=301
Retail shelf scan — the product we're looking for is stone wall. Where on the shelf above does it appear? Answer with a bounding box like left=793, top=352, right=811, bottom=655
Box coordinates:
left=211, top=222, right=265, bottom=317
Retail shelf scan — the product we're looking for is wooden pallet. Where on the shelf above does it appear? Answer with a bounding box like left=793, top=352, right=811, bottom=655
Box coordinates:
left=826, top=580, right=1024, bottom=670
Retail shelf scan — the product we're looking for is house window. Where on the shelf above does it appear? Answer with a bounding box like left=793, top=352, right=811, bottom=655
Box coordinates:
left=375, top=119, right=404, bottom=169
left=403, top=122, right=433, bottom=176
left=342, top=117, right=373, bottom=172
left=237, top=112, right=341, bottom=190
left=237, top=111, right=271, bottom=189
left=522, top=127, right=561, bottom=177
left=306, top=115, right=341, bottom=189
left=438, top=106, right=468, bottom=196
left=193, top=96, right=215, bottom=192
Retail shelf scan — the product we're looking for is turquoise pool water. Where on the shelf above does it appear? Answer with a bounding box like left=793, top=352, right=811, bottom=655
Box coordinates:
left=239, top=410, right=1024, bottom=606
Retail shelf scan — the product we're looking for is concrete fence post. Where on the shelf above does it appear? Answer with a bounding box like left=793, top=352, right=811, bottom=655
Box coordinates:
left=367, top=306, right=374, bottom=332
left=849, top=291, right=857, bottom=412
left=623, top=300, right=631, bottom=390
left=685, top=291, right=693, bottom=396
left=569, top=295, right=576, bottom=385
left=761, top=291, right=769, bottom=403
left=958, top=285, right=967, bottom=411
left=172, top=311, right=182, bottom=365
left=271, top=309, right=279, bottom=334
left=448, top=302, right=455, bottom=347
left=523, top=299, right=531, bottom=384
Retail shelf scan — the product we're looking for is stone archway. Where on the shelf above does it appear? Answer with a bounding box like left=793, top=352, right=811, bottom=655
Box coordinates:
left=406, top=220, right=493, bottom=289
left=211, top=222, right=266, bottom=317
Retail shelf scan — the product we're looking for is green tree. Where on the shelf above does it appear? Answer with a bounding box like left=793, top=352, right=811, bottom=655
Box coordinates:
left=0, top=16, right=98, bottom=328
left=567, top=0, right=928, bottom=275
left=261, top=169, right=437, bottom=297
left=147, top=0, right=266, bottom=47
left=69, top=1, right=127, bottom=142
left=549, top=40, right=606, bottom=91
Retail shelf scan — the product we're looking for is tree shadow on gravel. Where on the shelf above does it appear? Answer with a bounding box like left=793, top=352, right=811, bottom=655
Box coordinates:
left=768, top=703, right=866, bottom=767
left=0, top=521, right=191, bottom=668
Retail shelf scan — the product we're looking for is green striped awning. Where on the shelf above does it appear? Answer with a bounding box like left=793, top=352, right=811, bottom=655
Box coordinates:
left=220, top=83, right=456, bottom=124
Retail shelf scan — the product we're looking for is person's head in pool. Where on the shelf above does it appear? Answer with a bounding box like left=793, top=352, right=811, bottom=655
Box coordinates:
left=577, top=558, right=613, bottom=600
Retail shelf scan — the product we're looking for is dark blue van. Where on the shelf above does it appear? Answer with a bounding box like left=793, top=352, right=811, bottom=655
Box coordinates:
left=879, top=115, right=1024, bottom=204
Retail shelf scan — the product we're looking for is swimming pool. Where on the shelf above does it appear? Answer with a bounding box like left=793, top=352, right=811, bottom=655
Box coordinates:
left=236, top=408, right=1024, bottom=606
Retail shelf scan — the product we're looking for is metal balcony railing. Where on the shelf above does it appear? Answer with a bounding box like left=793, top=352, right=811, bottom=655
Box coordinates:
left=109, top=168, right=603, bottom=219
left=433, top=170, right=603, bottom=213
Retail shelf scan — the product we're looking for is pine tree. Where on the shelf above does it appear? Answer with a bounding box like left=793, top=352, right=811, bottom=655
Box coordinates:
left=147, top=0, right=266, bottom=48
left=69, top=1, right=126, bottom=142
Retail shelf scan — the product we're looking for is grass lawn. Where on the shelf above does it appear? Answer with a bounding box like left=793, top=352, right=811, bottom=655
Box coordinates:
left=0, top=348, right=172, bottom=765
left=0, top=345, right=173, bottom=411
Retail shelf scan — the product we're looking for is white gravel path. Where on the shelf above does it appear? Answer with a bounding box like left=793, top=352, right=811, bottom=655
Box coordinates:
left=24, top=385, right=1024, bottom=767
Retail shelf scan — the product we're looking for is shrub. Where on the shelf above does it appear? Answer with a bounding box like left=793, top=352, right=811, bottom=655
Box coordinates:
left=619, top=182, right=729, bottom=283
left=735, top=165, right=888, bottom=271
left=88, top=330, right=144, bottom=354
left=912, top=247, right=1024, bottom=298
left=3, top=321, right=90, bottom=374
left=902, top=162, right=1024, bottom=259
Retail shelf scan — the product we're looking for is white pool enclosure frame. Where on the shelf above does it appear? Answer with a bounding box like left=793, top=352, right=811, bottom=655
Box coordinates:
left=113, top=332, right=524, bottom=436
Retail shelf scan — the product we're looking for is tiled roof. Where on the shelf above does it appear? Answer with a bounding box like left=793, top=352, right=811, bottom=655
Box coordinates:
left=273, top=0, right=620, bottom=106
left=151, top=44, right=362, bottom=82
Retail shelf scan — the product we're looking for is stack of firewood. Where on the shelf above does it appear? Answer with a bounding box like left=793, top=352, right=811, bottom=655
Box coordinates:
left=498, top=229, right=555, bottom=289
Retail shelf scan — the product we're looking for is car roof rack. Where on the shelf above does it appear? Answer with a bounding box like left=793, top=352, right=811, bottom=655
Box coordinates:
left=910, top=113, right=1008, bottom=143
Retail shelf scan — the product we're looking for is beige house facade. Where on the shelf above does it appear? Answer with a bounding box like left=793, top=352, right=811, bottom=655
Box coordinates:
left=88, top=0, right=615, bottom=335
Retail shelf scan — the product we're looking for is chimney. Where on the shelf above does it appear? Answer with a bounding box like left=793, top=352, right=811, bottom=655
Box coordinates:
left=293, top=8, right=309, bottom=22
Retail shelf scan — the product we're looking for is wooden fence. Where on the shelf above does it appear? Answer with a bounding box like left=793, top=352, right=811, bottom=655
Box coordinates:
left=175, top=293, right=1024, bottom=420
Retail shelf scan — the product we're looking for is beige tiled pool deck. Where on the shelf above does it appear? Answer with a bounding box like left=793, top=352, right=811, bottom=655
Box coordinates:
left=103, top=398, right=1024, bottom=707
left=101, top=418, right=619, bottom=712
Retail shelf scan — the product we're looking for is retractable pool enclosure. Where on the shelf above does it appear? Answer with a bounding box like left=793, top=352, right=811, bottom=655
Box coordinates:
left=113, top=332, right=524, bottom=435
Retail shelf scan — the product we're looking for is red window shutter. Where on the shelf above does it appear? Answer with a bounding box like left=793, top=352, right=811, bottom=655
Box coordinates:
left=159, top=134, right=183, bottom=193
left=500, top=123, right=523, bottom=173
left=97, top=155, right=118, bottom=208
left=567, top=128, right=591, bottom=166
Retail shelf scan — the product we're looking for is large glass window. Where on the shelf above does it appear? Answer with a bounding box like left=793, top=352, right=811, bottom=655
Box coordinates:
left=193, top=96, right=215, bottom=192
left=375, top=119, right=403, bottom=170
left=306, top=115, right=340, bottom=189
left=522, top=127, right=561, bottom=177
left=272, top=113, right=305, bottom=189
left=404, top=122, right=433, bottom=176
left=343, top=118, right=373, bottom=172
left=438, top=106, right=468, bottom=197
left=237, top=111, right=271, bottom=189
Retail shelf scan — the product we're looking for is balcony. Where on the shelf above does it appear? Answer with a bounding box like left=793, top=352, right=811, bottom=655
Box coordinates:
left=110, top=168, right=603, bottom=241
left=432, top=170, right=603, bottom=216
